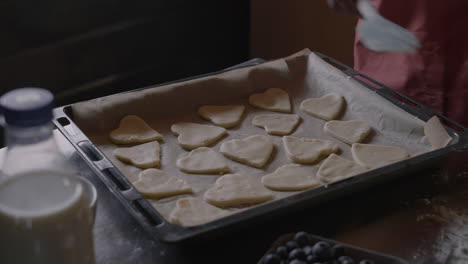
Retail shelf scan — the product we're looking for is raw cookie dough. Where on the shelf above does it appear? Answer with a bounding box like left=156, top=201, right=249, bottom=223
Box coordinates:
left=300, top=93, right=345, bottom=121
left=262, top=164, right=320, bottom=191
left=317, top=154, right=367, bottom=183
left=351, top=143, right=409, bottom=169
left=176, top=147, right=229, bottom=174
left=198, top=105, right=245, bottom=128
left=252, top=114, right=301, bottom=136
left=204, top=173, right=274, bottom=207
left=169, top=198, right=231, bottom=227
left=113, top=141, right=160, bottom=169
left=133, top=169, right=192, bottom=199
left=220, top=135, right=274, bottom=168
left=171, top=122, right=227, bottom=150
left=110, top=115, right=163, bottom=144
left=248, top=88, right=291, bottom=113
left=424, top=116, right=452, bottom=150
left=324, top=120, right=371, bottom=145
left=283, top=136, right=339, bottom=164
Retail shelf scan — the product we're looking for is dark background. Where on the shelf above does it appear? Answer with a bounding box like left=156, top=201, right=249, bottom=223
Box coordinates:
left=0, top=0, right=250, bottom=105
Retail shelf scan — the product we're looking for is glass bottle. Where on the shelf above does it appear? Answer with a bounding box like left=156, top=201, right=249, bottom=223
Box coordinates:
left=0, top=88, right=95, bottom=264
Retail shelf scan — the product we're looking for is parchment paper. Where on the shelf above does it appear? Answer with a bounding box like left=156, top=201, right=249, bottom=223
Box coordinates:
left=72, top=49, right=431, bottom=224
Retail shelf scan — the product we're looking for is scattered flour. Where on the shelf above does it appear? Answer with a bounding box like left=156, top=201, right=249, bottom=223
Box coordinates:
left=416, top=191, right=468, bottom=263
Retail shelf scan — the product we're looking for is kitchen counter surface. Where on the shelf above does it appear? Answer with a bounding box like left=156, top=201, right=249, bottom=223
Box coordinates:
left=3, top=130, right=468, bottom=263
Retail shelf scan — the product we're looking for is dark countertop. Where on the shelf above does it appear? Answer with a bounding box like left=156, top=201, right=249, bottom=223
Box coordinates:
left=4, top=131, right=468, bottom=263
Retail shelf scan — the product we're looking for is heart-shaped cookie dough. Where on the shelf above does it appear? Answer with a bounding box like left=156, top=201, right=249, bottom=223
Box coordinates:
left=283, top=136, right=339, bottom=164
left=204, top=173, right=274, bottom=207
left=133, top=169, right=192, bottom=199
left=317, top=154, right=367, bottom=183
left=177, top=147, right=229, bottom=174
left=198, top=105, right=245, bottom=128
left=262, top=164, right=320, bottom=191
left=171, top=122, right=227, bottom=150
left=252, top=114, right=301, bottom=136
left=169, top=198, right=231, bottom=227
left=110, top=115, right=163, bottom=144
left=351, top=143, right=409, bottom=169
left=248, top=88, right=291, bottom=113
left=324, top=120, right=371, bottom=145
left=113, top=141, right=160, bottom=169
left=300, top=93, right=345, bottom=121
left=424, top=116, right=452, bottom=150
left=220, top=135, right=274, bottom=168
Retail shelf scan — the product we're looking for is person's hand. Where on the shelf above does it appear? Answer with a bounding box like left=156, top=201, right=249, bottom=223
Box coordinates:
left=326, top=0, right=360, bottom=16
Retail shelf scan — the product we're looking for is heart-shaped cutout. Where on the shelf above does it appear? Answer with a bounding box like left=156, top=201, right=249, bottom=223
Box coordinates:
left=324, top=120, right=371, bottom=144
left=300, top=93, right=345, bottom=120
left=113, top=141, right=160, bottom=169
left=351, top=143, right=409, bottom=169
left=249, top=88, right=291, bottom=113
left=283, top=136, right=339, bottom=164
left=110, top=115, right=163, bottom=144
left=169, top=198, right=231, bottom=227
left=204, top=174, right=274, bottom=207
left=198, top=105, right=245, bottom=128
left=262, top=164, right=320, bottom=191
left=317, top=154, right=367, bottom=183
left=177, top=147, right=229, bottom=174
left=171, top=122, right=227, bottom=150
left=220, top=135, right=274, bottom=168
left=252, top=114, right=301, bottom=136
left=133, top=168, right=192, bottom=199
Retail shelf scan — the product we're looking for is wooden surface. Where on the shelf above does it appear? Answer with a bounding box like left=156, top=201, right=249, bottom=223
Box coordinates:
left=250, top=0, right=357, bottom=66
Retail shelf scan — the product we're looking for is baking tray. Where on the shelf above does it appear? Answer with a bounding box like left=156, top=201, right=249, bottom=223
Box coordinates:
left=53, top=53, right=468, bottom=243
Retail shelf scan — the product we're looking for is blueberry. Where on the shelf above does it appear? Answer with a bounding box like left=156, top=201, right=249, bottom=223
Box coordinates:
left=286, top=240, right=300, bottom=251
left=306, top=254, right=319, bottom=263
left=289, top=248, right=307, bottom=261
left=303, top=245, right=314, bottom=256
left=359, top=260, right=374, bottom=264
left=276, top=246, right=288, bottom=259
left=331, top=244, right=346, bottom=258
left=263, top=253, right=281, bottom=264
left=338, top=255, right=354, bottom=264
left=312, top=241, right=332, bottom=260
left=289, top=260, right=307, bottom=264
left=294, top=231, right=310, bottom=247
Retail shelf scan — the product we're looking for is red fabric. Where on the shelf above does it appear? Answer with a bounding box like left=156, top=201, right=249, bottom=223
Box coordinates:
left=354, top=0, right=468, bottom=126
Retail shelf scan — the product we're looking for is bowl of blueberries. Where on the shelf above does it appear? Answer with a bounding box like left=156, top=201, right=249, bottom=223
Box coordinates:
left=259, top=231, right=408, bottom=264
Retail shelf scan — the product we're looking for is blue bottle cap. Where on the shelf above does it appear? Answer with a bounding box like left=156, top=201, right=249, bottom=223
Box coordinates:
left=0, top=88, right=54, bottom=127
